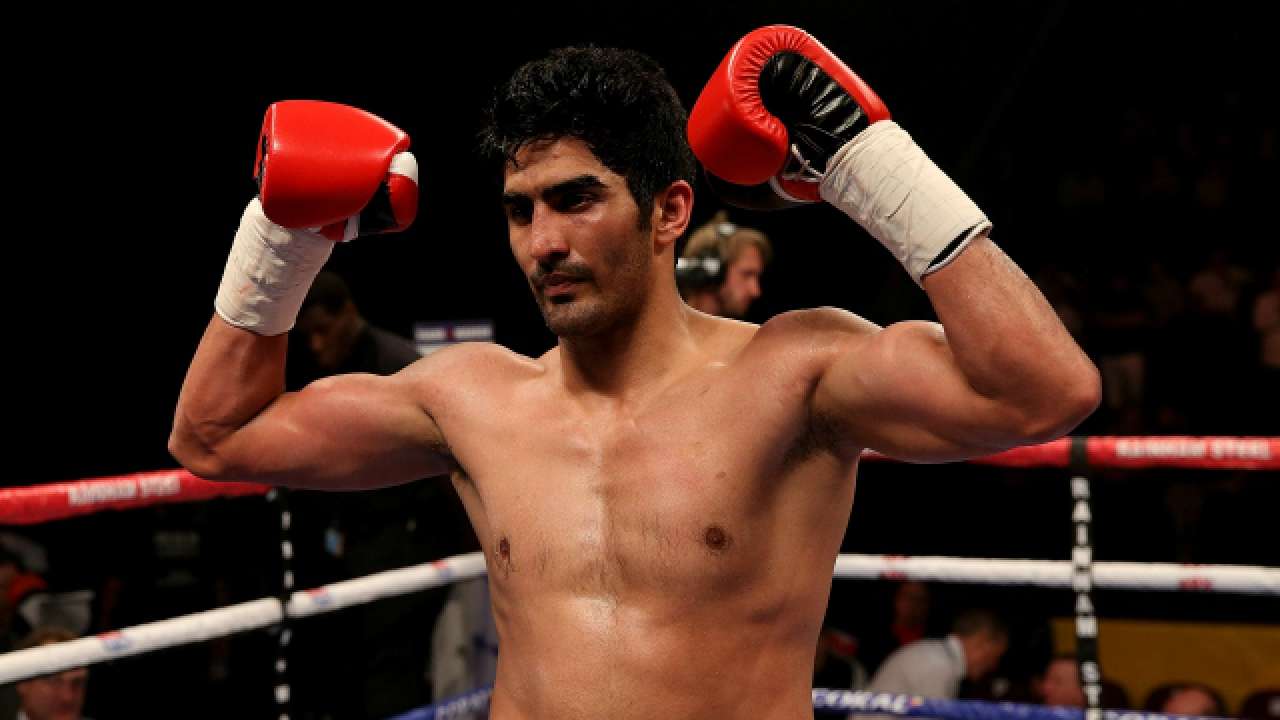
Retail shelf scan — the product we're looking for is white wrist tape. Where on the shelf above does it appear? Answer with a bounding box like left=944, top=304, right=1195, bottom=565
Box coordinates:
left=819, top=120, right=991, bottom=285
left=214, top=197, right=334, bottom=336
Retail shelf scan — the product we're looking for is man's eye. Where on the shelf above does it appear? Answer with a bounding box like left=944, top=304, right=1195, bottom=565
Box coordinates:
left=506, top=204, right=532, bottom=223
left=563, top=193, right=592, bottom=209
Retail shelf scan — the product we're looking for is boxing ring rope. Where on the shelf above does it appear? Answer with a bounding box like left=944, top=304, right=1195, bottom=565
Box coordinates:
left=808, top=690, right=1233, bottom=719
left=1, top=435, right=1275, bottom=696
left=833, top=555, right=1279, bottom=594
left=0, top=468, right=266, bottom=525
left=862, top=435, right=1279, bottom=470
left=0, top=553, right=489, bottom=684
left=4, top=435, right=1274, bottom=526
left=389, top=685, right=1233, bottom=720
left=1, top=546, right=1274, bottom=684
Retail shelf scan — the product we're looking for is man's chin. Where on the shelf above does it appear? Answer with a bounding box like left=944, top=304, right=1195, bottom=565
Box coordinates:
left=541, top=302, right=607, bottom=338
left=545, top=315, right=603, bottom=338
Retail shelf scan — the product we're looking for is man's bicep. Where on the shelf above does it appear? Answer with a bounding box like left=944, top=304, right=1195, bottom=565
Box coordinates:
left=215, top=368, right=453, bottom=490
left=814, top=320, right=1027, bottom=463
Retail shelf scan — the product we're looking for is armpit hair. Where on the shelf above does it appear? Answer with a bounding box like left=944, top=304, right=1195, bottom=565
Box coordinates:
left=781, top=401, right=845, bottom=468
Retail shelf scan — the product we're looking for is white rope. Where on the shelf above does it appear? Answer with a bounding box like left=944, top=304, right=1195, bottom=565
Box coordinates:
left=834, top=555, right=1280, bottom=594
left=0, top=552, right=487, bottom=684
left=287, top=552, right=487, bottom=618
left=0, top=598, right=282, bottom=684
left=3, top=551, right=1274, bottom=684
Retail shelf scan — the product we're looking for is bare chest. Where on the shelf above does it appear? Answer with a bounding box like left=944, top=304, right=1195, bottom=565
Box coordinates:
left=452, top=375, right=820, bottom=600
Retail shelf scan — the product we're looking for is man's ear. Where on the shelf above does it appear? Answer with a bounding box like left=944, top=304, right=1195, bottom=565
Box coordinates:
left=652, top=180, right=694, bottom=253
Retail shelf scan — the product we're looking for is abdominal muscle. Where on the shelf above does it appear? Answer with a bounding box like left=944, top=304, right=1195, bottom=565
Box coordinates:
left=482, top=543, right=831, bottom=720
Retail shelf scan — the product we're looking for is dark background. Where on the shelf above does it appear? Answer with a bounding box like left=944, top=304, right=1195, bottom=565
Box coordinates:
left=14, top=1, right=1275, bottom=485
left=5, top=2, right=1277, bottom=717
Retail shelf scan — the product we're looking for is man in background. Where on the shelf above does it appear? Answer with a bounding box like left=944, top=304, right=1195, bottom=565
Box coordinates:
left=676, top=210, right=771, bottom=319
left=290, top=271, right=422, bottom=382
left=12, top=627, right=92, bottom=720
left=852, top=610, right=1009, bottom=719
left=288, top=271, right=475, bottom=719
left=1035, top=656, right=1086, bottom=708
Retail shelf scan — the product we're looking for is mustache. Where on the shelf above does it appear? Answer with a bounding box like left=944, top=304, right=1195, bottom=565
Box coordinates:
left=531, top=262, right=593, bottom=287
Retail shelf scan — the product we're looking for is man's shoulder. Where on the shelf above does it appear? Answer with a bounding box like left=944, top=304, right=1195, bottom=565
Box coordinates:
left=400, top=342, right=544, bottom=391
left=735, top=307, right=880, bottom=372
left=754, top=307, right=878, bottom=345
left=882, top=638, right=949, bottom=667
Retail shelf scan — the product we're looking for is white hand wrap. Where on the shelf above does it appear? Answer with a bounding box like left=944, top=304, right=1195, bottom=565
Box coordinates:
left=214, top=197, right=334, bottom=336
left=819, top=120, right=991, bottom=285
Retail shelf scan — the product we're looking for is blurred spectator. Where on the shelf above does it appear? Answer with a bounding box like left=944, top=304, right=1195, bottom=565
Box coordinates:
left=1140, top=260, right=1189, bottom=344
left=287, top=271, right=476, bottom=719
left=1190, top=249, right=1251, bottom=320
left=0, top=535, right=49, bottom=582
left=1241, top=688, right=1280, bottom=720
left=88, top=503, right=228, bottom=714
left=1186, top=249, right=1254, bottom=430
left=1091, top=267, right=1150, bottom=432
left=12, top=626, right=92, bottom=720
left=1141, top=260, right=1192, bottom=432
left=1253, top=266, right=1280, bottom=432
left=430, top=577, right=498, bottom=706
left=856, top=581, right=933, bottom=675
left=851, top=609, right=1008, bottom=719
left=1, top=546, right=48, bottom=648
left=1034, top=656, right=1085, bottom=708
left=814, top=626, right=865, bottom=691
left=1145, top=682, right=1227, bottom=717
left=1029, top=654, right=1130, bottom=709
left=287, top=270, right=427, bottom=591
left=677, top=210, right=772, bottom=319
left=292, top=270, right=422, bottom=379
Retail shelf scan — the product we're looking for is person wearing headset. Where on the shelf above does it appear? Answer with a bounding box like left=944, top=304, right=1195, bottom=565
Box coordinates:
left=676, top=210, right=773, bottom=319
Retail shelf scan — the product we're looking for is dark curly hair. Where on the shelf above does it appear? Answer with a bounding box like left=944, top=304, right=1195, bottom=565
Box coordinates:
left=480, top=46, right=697, bottom=228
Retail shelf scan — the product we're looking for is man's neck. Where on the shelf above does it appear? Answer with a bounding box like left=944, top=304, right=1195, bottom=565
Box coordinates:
left=557, top=285, right=702, bottom=405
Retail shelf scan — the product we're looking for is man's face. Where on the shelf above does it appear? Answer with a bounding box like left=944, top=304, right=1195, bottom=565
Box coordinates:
left=716, top=244, right=764, bottom=319
left=296, top=303, right=361, bottom=371
left=966, top=633, right=1008, bottom=680
left=503, top=138, right=653, bottom=337
left=1163, top=687, right=1219, bottom=716
left=893, top=581, right=930, bottom=625
left=1039, top=658, right=1085, bottom=707
left=17, top=667, right=87, bottom=720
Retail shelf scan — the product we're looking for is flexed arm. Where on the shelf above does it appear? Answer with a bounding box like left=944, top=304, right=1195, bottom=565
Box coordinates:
left=690, top=26, right=1100, bottom=461
left=169, top=101, right=449, bottom=488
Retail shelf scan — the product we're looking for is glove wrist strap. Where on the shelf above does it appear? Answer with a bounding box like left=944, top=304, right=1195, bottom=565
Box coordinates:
left=819, top=120, right=991, bottom=285
left=214, top=198, right=334, bottom=336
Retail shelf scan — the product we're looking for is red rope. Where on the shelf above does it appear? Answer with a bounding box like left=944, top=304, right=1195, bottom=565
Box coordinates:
left=0, top=469, right=268, bottom=525
left=865, top=436, right=1278, bottom=470
left=3, top=436, right=1274, bottom=525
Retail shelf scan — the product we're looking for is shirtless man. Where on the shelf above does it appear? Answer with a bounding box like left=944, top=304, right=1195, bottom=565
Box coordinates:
left=170, top=29, right=1100, bottom=720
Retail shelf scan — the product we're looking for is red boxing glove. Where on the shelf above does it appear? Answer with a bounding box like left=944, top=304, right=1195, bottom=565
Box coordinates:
left=215, top=101, right=419, bottom=336
left=688, top=25, right=889, bottom=208
left=256, top=100, right=418, bottom=241
left=691, top=27, right=991, bottom=285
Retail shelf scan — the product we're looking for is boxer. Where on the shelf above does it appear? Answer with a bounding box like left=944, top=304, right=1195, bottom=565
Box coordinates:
left=172, top=31, right=1099, bottom=719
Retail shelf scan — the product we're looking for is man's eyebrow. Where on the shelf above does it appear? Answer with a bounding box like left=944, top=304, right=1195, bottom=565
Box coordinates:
left=543, top=175, right=606, bottom=198
left=502, top=174, right=606, bottom=206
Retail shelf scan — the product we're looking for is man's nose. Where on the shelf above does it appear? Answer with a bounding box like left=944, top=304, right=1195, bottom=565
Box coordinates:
left=309, top=333, right=326, bottom=356
left=529, top=209, right=570, bottom=264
